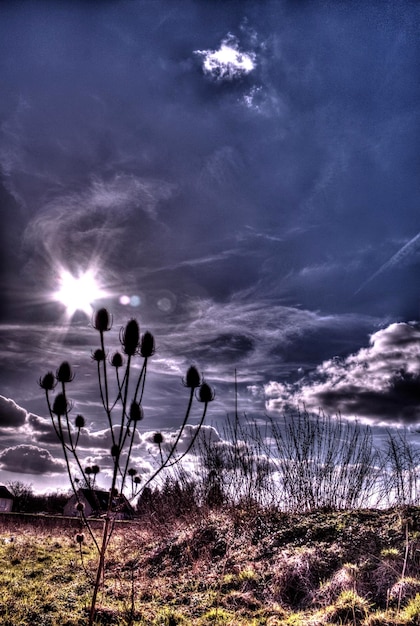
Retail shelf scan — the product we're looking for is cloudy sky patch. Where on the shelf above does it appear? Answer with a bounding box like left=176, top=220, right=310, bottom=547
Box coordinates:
left=0, top=0, right=419, bottom=491
left=0, top=444, right=65, bottom=475
left=265, top=323, right=420, bottom=426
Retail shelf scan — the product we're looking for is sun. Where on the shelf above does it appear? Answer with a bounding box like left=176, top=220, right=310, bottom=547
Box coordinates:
left=53, top=266, right=107, bottom=319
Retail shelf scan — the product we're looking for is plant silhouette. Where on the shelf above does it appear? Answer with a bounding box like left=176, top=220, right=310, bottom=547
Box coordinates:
left=40, top=308, right=214, bottom=624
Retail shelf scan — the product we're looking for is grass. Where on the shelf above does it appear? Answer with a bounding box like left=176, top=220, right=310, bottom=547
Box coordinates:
left=2, top=506, right=420, bottom=625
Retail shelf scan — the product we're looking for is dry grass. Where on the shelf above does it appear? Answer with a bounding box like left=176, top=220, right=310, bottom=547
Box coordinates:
left=2, top=506, right=420, bottom=625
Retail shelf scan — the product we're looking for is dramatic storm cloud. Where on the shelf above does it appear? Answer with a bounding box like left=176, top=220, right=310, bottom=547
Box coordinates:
left=265, top=323, right=420, bottom=426
left=0, top=396, right=27, bottom=430
left=0, top=444, right=65, bottom=475
left=0, top=0, right=419, bottom=491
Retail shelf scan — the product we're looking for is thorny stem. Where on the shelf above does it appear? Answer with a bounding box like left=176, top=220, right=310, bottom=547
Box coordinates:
left=121, top=358, right=149, bottom=486
left=141, top=387, right=195, bottom=493
left=110, top=367, right=126, bottom=412
left=166, top=401, right=209, bottom=467
left=133, top=359, right=147, bottom=403
left=89, top=516, right=112, bottom=626
left=100, top=330, right=109, bottom=412
left=45, top=390, right=99, bottom=552
left=62, top=381, right=77, bottom=453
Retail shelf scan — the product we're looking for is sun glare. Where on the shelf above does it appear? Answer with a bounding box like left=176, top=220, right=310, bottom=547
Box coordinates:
left=53, top=267, right=107, bottom=319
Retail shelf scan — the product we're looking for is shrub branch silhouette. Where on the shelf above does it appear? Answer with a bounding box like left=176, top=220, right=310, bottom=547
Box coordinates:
left=40, top=308, right=214, bottom=625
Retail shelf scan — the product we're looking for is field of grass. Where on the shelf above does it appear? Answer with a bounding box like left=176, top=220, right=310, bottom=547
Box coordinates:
left=2, top=506, right=420, bottom=625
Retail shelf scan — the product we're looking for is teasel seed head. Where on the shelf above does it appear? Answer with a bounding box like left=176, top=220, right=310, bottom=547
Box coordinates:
left=39, top=372, right=56, bottom=391
left=183, top=365, right=202, bottom=389
left=129, top=401, right=144, bottom=423
left=120, top=319, right=140, bottom=356
left=93, top=308, right=112, bottom=332
left=75, top=414, right=85, bottom=429
left=91, top=349, right=105, bottom=362
left=153, top=432, right=163, bottom=445
left=197, top=382, right=215, bottom=403
left=140, top=331, right=155, bottom=357
left=75, top=533, right=85, bottom=544
left=52, top=393, right=69, bottom=417
left=56, top=361, right=74, bottom=383
left=110, top=351, right=123, bottom=368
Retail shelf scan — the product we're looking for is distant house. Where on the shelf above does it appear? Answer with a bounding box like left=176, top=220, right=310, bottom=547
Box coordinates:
left=64, top=489, right=134, bottom=520
left=0, top=486, right=14, bottom=512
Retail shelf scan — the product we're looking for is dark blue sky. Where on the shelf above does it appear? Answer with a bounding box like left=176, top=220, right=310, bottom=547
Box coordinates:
left=0, top=0, right=419, bottom=490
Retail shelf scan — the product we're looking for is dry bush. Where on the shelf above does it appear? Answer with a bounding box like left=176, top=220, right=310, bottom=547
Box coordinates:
left=323, top=589, right=371, bottom=624
left=271, top=547, right=332, bottom=609
left=316, top=564, right=359, bottom=607
left=388, top=577, right=420, bottom=607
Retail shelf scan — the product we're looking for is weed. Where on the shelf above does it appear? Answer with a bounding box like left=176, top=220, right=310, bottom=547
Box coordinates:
left=324, top=589, right=371, bottom=624
left=40, top=309, right=214, bottom=624
left=381, top=548, right=400, bottom=560
left=200, top=607, right=234, bottom=624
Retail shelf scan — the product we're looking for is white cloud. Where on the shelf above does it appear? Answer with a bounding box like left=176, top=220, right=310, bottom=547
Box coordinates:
left=265, top=322, right=420, bottom=425
left=0, top=396, right=28, bottom=429
left=196, top=35, right=256, bottom=81
left=0, top=444, right=65, bottom=474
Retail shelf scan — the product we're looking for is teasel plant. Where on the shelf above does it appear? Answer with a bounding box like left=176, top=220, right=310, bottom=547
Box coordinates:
left=39, top=308, right=214, bottom=625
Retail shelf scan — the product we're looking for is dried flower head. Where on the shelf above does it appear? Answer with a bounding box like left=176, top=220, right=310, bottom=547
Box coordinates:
left=153, top=432, right=163, bottom=445
left=91, top=465, right=100, bottom=475
left=39, top=372, right=56, bottom=391
left=75, top=533, right=85, bottom=544
left=140, top=331, right=155, bottom=358
left=197, top=382, right=215, bottom=403
left=134, top=476, right=141, bottom=485
left=129, top=401, right=144, bottom=423
left=56, top=362, right=74, bottom=383
left=128, top=467, right=137, bottom=477
left=111, top=444, right=120, bottom=458
left=120, top=319, right=140, bottom=356
left=52, top=393, right=69, bottom=417
left=85, top=466, right=92, bottom=475
left=183, top=365, right=202, bottom=389
left=75, top=501, right=85, bottom=512
left=110, top=352, right=123, bottom=368
left=75, top=414, right=85, bottom=429
left=91, top=349, right=105, bottom=362
left=93, top=308, right=112, bottom=332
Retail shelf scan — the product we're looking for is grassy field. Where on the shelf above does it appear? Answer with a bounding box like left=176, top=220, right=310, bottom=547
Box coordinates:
left=2, top=507, right=420, bottom=625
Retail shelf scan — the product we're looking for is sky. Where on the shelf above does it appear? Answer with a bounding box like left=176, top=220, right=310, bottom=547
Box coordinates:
left=0, top=0, right=419, bottom=493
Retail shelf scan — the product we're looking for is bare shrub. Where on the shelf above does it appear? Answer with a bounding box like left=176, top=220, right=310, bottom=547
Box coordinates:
left=268, top=410, right=380, bottom=512
left=381, top=430, right=420, bottom=507
left=196, top=414, right=276, bottom=510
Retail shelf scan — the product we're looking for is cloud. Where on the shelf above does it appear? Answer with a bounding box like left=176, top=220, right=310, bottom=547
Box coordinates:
left=196, top=34, right=256, bottom=81
left=26, top=413, right=59, bottom=445
left=0, top=444, right=65, bottom=474
left=265, top=322, right=420, bottom=425
left=23, top=173, right=175, bottom=267
left=156, top=296, right=379, bottom=378
left=0, top=396, right=27, bottom=429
